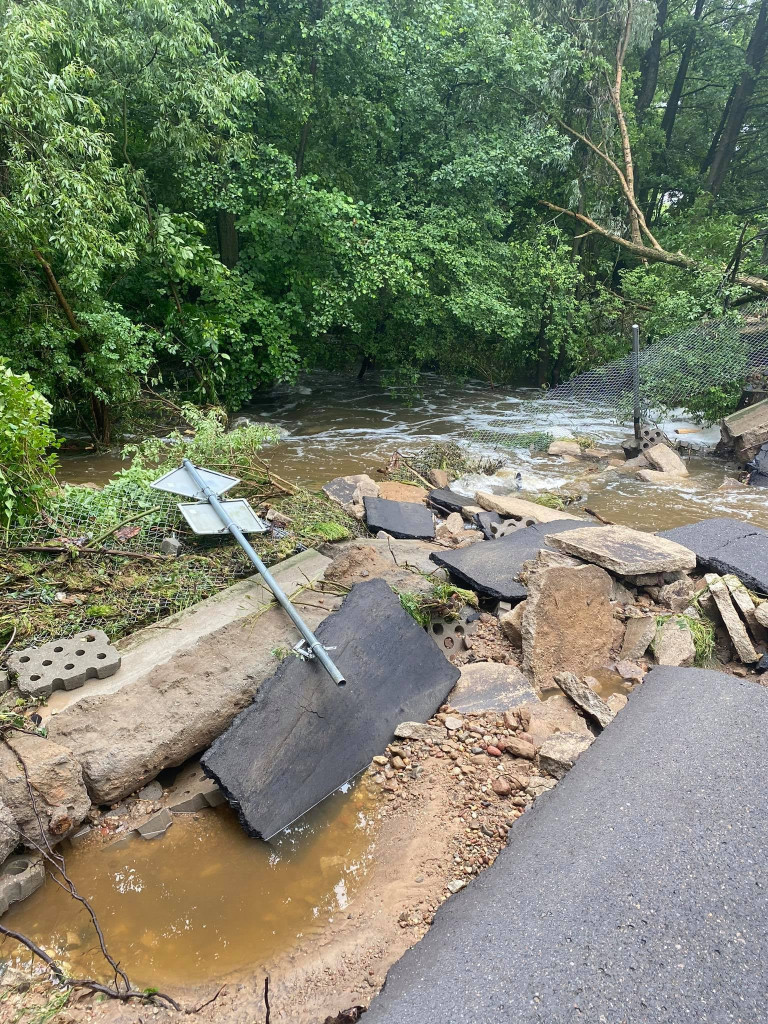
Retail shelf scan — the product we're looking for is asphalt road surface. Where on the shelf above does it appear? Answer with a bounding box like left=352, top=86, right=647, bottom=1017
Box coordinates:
left=365, top=666, right=768, bottom=1024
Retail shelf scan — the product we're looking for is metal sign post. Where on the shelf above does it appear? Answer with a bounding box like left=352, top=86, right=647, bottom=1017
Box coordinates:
left=152, top=460, right=346, bottom=686
left=632, top=323, right=642, bottom=441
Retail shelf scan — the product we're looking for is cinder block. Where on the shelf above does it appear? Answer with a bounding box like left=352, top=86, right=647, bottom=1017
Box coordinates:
left=0, top=854, right=45, bottom=916
left=7, top=630, right=120, bottom=698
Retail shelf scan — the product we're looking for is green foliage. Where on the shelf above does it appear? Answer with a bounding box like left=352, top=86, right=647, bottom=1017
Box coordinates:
left=397, top=580, right=478, bottom=628
left=653, top=613, right=715, bottom=667
left=0, top=361, right=59, bottom=528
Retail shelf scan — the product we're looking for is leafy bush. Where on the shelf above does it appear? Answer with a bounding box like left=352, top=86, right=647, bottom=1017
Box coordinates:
left=0, top=361, right=59, bottom=528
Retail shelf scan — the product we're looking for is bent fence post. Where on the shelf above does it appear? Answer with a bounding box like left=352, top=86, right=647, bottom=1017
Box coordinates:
left=632, top=323, right=641, bottom=441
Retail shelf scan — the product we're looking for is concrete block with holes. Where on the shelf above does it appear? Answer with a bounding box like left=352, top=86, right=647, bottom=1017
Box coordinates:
left=7, top=630, right=121, bottom=699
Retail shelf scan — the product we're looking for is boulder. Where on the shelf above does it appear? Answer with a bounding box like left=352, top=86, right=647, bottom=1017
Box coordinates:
left=48, top=600, right=331, bottom=804
left=657, top=578, right=696, bottom=611
left=616, top=453, right=650, bottom=472
left=637, top=468, right=687, bottom=484
left=322, top=474, right=380, bottom=519
left=548, top=440, right=581, bottom=457
left=644, top=443, right=688, bottom=476
left=538, top=732, right=594, bottom=779
left=705, top=574, right=759, bottom=663
left=475, top=492, right=581, bottom=524
left=620, top=616, right=656, bottom=660
left=448, top=662, right=537, bottom=714
left=0, top=733, right=90, bottom=848
left=553, top=672, right=614, bottom=728
left=499, top=602, right=525, bottom=646
left=659, top=518, right=768, bottom=595
left=428, top=469, right=450, bottom=489
left=653, top=617, right=696, bottom=667
left=377, top=481, right=428, bottom=504
left=521, top=558, right=616, bottom=689
left=548, top=524, right=696, bottom=577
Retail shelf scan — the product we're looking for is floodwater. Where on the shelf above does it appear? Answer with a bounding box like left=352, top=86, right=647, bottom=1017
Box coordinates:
left=58, top=371, right=768, bottom=531
left=3, top=783, right=377, bottom=990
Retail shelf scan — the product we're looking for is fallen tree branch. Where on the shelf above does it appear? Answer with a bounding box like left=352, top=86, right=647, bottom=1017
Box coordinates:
left=392, top=452, right=433, bottom=490
left=88, top=505, right=163, bottom=548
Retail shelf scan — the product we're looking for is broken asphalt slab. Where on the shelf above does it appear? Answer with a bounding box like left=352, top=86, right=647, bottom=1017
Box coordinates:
left=363, top=497, right=436, bottom=540
left=659, top=517, right=768, bottom=595
left=201, top=578, right=459, bottom=840
left=426, top=488, right=480, bottom=515
left=429, top=519, right=603, bottom=600
left=365, top=665, right=768, bottom=1024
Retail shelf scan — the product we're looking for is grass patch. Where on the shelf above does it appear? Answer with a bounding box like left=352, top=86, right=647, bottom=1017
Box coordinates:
left=397, top=581, right=478, bottom=628
left=652, top=613, right=715, bottom=666
left=530, top=492, right=566, bottom=511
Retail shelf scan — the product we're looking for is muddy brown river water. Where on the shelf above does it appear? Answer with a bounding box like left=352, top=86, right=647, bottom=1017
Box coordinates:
left=16, top=371, right=768, bottom=993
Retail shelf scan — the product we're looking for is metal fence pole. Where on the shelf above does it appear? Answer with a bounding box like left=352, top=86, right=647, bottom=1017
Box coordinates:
left=632, top=323, right=641, bottom=441
left=181, top=458, right=346, bottom=686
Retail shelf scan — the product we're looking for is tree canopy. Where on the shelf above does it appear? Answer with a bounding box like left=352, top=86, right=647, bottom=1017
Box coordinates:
left=1, top=0, right=767, bottom=438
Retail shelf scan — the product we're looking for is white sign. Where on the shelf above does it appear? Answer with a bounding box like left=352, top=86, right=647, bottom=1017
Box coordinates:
left=178, top=499, right=268, bottom=536
left=151, top=464, right=239, bottom=500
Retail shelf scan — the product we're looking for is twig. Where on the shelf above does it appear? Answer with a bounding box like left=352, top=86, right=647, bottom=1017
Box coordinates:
left=0, top=624, right=16, bottom=659
left=584, top=507, right=615, bottom=525
left=254, top=456, right=297, bottom=494
left=392, top=451, right=432, bottom=489
left=186, top=984, right=225, bottom=1014
left=89, top=506, right=162, bottom=548
left=264, top=976, right=271, bottom=1024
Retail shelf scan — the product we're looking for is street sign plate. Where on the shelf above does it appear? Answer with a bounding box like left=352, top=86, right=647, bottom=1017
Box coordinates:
left=179, top=499, right=268, bottom=536
left=151, top=464, right=240, bottom=500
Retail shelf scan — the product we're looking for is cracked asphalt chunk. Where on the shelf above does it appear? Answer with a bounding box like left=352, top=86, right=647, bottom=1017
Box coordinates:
left=201, top=578, right=460, bottom=840
left=659, top=517, right=768, bottom=594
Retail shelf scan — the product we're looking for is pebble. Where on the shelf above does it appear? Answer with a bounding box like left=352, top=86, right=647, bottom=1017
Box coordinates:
left=486, top=745, right=502, bottom=757
left=491, top=778, right=513, bottom=797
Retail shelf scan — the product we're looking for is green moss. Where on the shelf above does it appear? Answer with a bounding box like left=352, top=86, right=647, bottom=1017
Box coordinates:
left=88, top=603, right=118, bottom=618
left=308, top=520, right=351, bottom=542
left=530, top=492, right=566, bottom=511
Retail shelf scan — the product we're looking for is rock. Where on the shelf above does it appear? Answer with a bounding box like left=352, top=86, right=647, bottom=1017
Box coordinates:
left=475, top=493, right=582, bottom=524
left=430, top=520, right=603, bottom=602
left=548, top=524, right=696, bottom=577
left=363, top=497, right=435, bottom=540
left=138, top=808, right=173, bottom=840
left=0, top=853, right=45, bottom=916
left=723, top=574, right=768, bottom=642
left=448, top=663, right=536, bottom=714
left=499, top=737, right=536, bottom=760
left=163, top=760, right=225, bottom=812
left=637, top=468, right=687, bottom=484
left=553, top=672, right=614, bottom=728
left=0, top=733, right=90, bottom=849
left=491, top=778, right=513, bottom=796
left=705, top=574, right=759, bottom=663
left=47, top=599, right=332, bottom=805
left=620, top=617, right=656, bottom=660
left=615, top=660, right=645, bottom=683
left=447, top=878, right=467, bottom=894
left=444, top=512, right=465, bottom=535
left=755, top=603, right=768, bottom=629
left=486, top=745, right=502, bottom=757
left=644, top=443, right=688, bottom=476
left=443, top=714, right=464, bottom=731
left=394, top=721, right=446, bottom=743
left=538, top=732, right=594, bottom=779
left=526, top=775, right=558, bottom=798
left=657, top=578, right=695, bottom=611
left=377, top=481, right=428, bottom=504
left=610, top=578, right=636, bottom=604
left=720, top=398, right=768, bottom=462
left=660, top=518, right=768, bottom=595
left=653, top=617, right=696, bottom=667
left=718, top=476, right=747, bottom=491
left=521, top=559, right=615, bottom=689
left=548, top=440, right=581, bottom=457
left=499, top=603, right=525, bottom=646
left=606, top=692, right=629, bottom=715
left=160, top=536, right=182, bottom=556
left=138, top=780, right=163, bottom=802
left=524, top=695, right=594, bottom=748
left=0, top=799, right=17, bottom=863
left=322, top=474, right=380, bottom=519
left=618, top=453, right=650, bottom=471
left=0, top=670, right=8, bottom=694
left=428, top=469, right=450, bottom=489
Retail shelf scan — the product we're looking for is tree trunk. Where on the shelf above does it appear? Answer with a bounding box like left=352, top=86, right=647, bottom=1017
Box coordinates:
left=636, top=0, right=668, bottom=121
left=706, top=0, right=768, bottom=196
left=661, top=0, right=706, bottom=148
left=216, top=210, right=239, bottom=269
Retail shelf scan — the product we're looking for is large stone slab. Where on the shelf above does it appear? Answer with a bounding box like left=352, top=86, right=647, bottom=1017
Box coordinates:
left=475, top=492, right=581, bottom=524
left=364, top=666, right=768, bottom=1024
left=448, top=663, right=537, bottom=714
left=659, top=517, right=768, bottom=595
left=643, top=443, right=688, bottom=476
left=521, top=560, right=616, bottom=689
left=549, top=524, right=696, bottom=576
left=201, top=579, right=460, bottom=840
left=705, top=574, right=759, bottom=663
left=47, top=554, right=333, bottom=804
left=363, top=497, right=435, bottom=540
left=429, top=520, right=603, bottom=601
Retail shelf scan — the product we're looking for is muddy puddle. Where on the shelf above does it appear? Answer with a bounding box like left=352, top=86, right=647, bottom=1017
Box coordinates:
left=59, top=371, right=768, bottom=532
left=3, top=783, right=378, bottom=990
